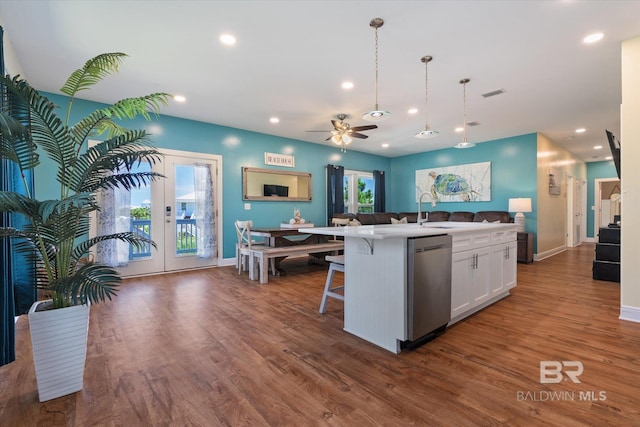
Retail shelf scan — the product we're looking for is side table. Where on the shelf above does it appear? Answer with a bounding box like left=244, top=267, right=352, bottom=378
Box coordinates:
left=517, top=232, right=533, bottom=264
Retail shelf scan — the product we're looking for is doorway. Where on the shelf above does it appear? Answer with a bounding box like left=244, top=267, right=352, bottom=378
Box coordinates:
left=594, top=178, right=621, bottom=237
left=566, top=175, right=586, bottom=248
left=93, top=148, right=222, bottom=277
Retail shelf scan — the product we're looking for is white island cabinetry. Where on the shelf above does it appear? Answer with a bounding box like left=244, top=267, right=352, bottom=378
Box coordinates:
left=303, top=222, right=518, bottom=353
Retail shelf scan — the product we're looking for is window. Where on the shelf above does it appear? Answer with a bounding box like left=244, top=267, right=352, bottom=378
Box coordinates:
left=344, top=170, right=374, bottom=213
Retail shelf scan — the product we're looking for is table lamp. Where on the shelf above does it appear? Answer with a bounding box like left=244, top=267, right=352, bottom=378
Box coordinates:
left=508, top=198, right=532, bottom=232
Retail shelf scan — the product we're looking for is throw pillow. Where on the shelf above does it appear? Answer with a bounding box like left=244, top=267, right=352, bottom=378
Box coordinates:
left=391, top=217, right=408, bottom=224
left=348, top=219, right=362, bottom=226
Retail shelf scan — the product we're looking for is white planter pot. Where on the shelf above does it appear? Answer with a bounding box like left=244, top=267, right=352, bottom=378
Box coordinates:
left=28, top=300, right=90, bottom=402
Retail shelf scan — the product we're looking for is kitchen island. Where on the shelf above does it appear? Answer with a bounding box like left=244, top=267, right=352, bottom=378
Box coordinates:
left=305, top=222, right=518, bottom=353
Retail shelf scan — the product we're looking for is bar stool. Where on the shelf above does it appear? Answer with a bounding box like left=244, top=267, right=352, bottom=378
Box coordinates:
left=319, top=255, right=344, bottom=313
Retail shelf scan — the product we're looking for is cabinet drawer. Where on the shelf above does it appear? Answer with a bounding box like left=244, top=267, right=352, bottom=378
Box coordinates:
left=492, top=230, right=516, bottom=244
left=452, top=231, right=491, bottom=253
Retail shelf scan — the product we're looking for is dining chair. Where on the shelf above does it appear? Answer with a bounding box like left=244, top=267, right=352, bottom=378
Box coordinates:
left=319, top=254, right=345, bottom=313
left=329, top=217, right=350, bottom=242
left=234, top=220, right=262, bottom=279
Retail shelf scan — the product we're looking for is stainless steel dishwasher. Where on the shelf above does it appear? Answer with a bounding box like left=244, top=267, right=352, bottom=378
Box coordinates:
left=404, top=234, right=452, bottom=349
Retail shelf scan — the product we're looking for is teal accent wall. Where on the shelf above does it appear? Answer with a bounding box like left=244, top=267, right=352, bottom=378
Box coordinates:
left=388, top=134, right=539, bottom=233
left=37, top=93, right=390, bottom=259
left=586, top=160, right=618, bottom=237
left=35, top=93, right=542, bottom=259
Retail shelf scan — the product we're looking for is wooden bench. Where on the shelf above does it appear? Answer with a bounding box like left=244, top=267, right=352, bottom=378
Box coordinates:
left=251, top=242, right=344, bottom=284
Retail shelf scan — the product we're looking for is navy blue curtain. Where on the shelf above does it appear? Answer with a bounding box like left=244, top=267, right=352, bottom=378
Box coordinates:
left=0, top=24, right=16, bottom=366
left=326, top=164, right=344, bottom=225
left=1, top=25, right=36, bottom=366
left=373, top=170, right=385, bottom=213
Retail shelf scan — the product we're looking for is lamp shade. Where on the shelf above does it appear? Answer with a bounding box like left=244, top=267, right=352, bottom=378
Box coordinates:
left=508, top=198, right=532, bottom=213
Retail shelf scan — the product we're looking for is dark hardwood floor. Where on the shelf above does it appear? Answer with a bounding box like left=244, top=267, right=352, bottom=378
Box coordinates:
left=2, top=243, right=639, bottom=426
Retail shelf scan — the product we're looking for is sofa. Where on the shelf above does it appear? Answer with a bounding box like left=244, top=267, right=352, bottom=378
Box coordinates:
left=332, top=210, right=512, bottom=225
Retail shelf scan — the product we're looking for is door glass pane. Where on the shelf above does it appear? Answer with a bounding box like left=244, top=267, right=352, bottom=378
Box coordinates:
left=175, top=165, right=197, bottom=256
left=129, top=162, right=153, bottom=260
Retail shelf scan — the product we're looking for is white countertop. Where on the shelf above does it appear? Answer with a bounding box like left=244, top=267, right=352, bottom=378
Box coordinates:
left=303, top=222, right=517, bottom=240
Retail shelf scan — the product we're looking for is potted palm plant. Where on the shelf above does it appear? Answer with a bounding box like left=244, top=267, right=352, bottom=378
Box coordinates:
left=0, top=53, right=171, bottom=401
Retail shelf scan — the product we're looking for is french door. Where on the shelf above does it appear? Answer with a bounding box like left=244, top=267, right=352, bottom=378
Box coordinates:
left=95, top=148, right=221, bottom=277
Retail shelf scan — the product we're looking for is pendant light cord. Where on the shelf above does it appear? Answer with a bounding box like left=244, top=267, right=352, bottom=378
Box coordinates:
left=374, top=26, right=379, bottom=110
left=424, top=58, right=429, bottom=130
left=462, top=80, right=468, bottom=143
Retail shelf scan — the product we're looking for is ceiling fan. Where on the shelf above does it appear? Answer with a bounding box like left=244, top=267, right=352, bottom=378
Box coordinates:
left=306, top=114, right=378, bottom=152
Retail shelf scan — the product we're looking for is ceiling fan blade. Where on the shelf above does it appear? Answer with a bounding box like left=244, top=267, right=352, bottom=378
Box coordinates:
left=325, top=136, right=333, bottom=141
left=331, top=120, right=346, bottom=131
left=351, top=132, right=369, bottom=139
left=305, top=130, right=332, bottom=132
left=350, top=124, right=378, bottom=132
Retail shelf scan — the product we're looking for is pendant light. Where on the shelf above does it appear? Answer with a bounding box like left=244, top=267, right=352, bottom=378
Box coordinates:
left=415, top=55, right=438, bottom=138
left=454, top=78, right=475, bottom=149
left=363, top=18, right=391, bottom=122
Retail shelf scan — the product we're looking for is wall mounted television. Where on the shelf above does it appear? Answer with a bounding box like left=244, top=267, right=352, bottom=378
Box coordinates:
left=605, top=129, right=621, bottom=179
left=264, top=184, right=289, bottom=197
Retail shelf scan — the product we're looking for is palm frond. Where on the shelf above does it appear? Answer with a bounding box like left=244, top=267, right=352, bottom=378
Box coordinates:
left=73, top=231, right=157, bottom=262
left=0, top=191, right=39, bottom=217
left=100, top=93, right=172, bottom=121
left=0, top=111, right=39, bottom=172
left=1, top=75, right=75, bottom=186
left=49, top=262, right=120, bottom=306
left=60, top=53, right=128, bottom=98
left=69, top=130, right=164, bottom=192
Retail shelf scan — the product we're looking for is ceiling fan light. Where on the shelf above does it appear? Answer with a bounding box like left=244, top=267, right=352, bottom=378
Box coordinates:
left=331, top=135, right=341, bottom=144
left=415, top=129, right=439, bottom=139
left=342, top=134, right=353, bottom=144
left=363, top=109, right=391, bottom=122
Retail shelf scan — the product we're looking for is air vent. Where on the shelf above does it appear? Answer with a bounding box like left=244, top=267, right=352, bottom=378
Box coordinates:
left=467, top=121, right=480, bottom=127
left=481, top=89, right=504, bottom=98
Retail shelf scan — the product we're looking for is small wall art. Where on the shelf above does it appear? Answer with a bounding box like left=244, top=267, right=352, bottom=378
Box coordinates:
left=415, top=161, right=491, bottom=202
left=549, top=167, right=561, bottom=196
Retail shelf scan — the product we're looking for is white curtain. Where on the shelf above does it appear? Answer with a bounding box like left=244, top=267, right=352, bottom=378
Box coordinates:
left=194, top=164, right=216, bottom=259
left=95, top=178, right=132, bottom=267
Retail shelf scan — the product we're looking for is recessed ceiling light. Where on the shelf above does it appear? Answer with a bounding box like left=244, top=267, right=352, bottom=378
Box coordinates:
left=575, top=128, right=586, bottom=133
left=584, top=32, right=604, bottom=44
left=173, top=95, right=186, bottom=103
left=341, top=81, right=354, bottom=89
left=594, top=145, right=603, bottom=150
left=269, top=117, right=279, bottom=124
left=408, top=108, right=418, bottom=114
left=381, top=143, right=389, bottom=148
left=454, top=127, right=464, bottom=133
left=220, top=34, right=236, bottom=46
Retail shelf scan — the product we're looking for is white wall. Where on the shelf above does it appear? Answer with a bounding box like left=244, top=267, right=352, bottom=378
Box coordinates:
left=620, top=36, right=640, bottom=321
left=536, top=134, right=586, bottom=259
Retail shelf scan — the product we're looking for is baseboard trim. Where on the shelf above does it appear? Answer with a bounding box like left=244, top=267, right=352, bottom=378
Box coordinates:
left=534, top=245, right=567, bottom=262
left=620, top=305, right=640, bottom=323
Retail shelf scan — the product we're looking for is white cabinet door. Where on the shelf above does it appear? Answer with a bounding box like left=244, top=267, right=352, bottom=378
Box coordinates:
left=490, top=241, right=518, bottom=297
left=504, top=241, right=517, bottom=290
left=451, top=247, right=491, bottom=319
left=451, top=251, right=474, bottom=319
left=473, top=247, right=491, bottom=305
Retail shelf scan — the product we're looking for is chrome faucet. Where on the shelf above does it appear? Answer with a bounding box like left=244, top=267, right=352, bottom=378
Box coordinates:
left=417, top=191, right=437, bottom=226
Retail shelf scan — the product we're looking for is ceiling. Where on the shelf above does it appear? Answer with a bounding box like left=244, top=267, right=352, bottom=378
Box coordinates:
left=1, top=1, right=638, bottom=161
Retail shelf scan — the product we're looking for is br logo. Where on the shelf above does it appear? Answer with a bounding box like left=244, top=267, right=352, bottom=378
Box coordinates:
left=540, top=361, right=584, bottom=384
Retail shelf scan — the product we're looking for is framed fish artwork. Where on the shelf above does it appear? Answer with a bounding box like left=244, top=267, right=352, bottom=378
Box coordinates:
left=415, top=162, right=491, bottom=202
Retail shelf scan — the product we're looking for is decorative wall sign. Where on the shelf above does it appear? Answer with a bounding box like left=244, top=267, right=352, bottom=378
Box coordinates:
left=264, top=152, right=295, bottom=168
left=415, top=161, right=491, bottom=202
left=549, top=167, right=561, bottom=196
